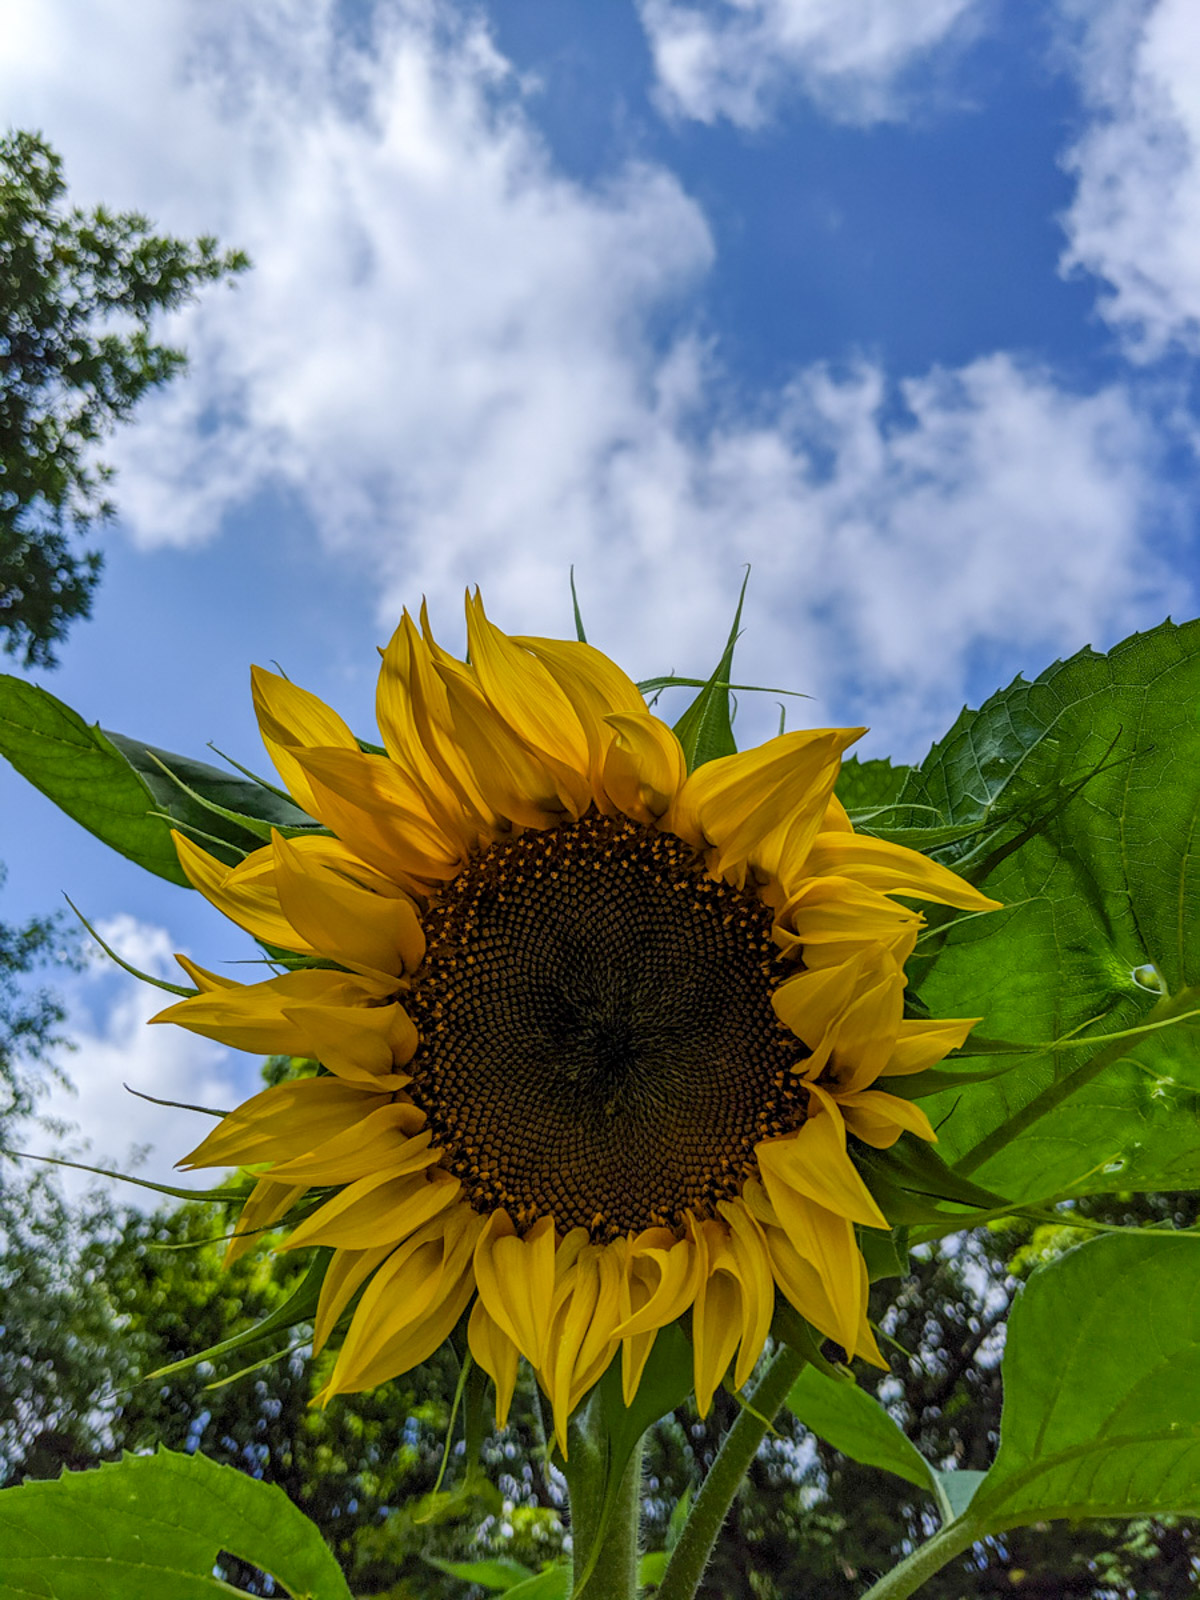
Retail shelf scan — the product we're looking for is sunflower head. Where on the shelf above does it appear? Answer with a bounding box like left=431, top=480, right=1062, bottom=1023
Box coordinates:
left=154, top=593, right=998, bottom=1447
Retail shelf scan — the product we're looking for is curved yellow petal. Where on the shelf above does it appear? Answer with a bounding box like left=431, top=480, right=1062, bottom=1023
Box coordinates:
left=466, top=593, right=592, bottom=784
left=691, top=1219, right=742, bottom=1417
left=279, top=1000, right=418, bottom=1087
left=719, top=1200, right=776, bottom=1390
left=251, top=664, right=358, bottom=817
left=468, top=1297, right=521, bottom=1430
left=150, top=967, right=397, bottom=1061
left=774, top=878, right=923, bottom=953
left=757, top=1103, right=888, bottom=1230
left=615, top=1227, right=700, bottom=1405
left=671, top=727, right=865, bottom=888
left=265, top=1110, right=437, bottom=1186
left=325, top=1204, right=482, bottom=1395
left=440, top=667, right=585, bottom=829
left=801, top=832, right=1002, bottom=912
left=602, top=712, right=688, bottom=824
left=313, top=1243, right=395, bottom=1354
left=224, top=1178, right=307, bottom=1266
left=516, top=633, right=647, bottom=795
left=836, top=1090, right=936, bottom=1149
left=270, top=828, right=424, bottom=977
left=543, top=1233, right=624, bottom=1452
left=292, top=745, right=465, bottom=889
left=881, top=1016, right=979, bottom=1076
left=376, top=612, right=495, bottom=845
left=173, top=833, right=311, bottom=954
left=179, top=1076, right=391, bottom=1170
left=473, top=1212, right=557, bottom=1369
left=282, top=1168, right=460, bottom=1252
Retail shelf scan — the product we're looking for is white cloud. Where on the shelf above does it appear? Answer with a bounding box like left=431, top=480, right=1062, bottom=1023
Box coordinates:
left=1060, top=0, right=1200, bottom=357
left=35, top=917, right=250, bottom=1207
left=636, top=0, right=981, bottom=128
left=0, top=0, right=1186, bottom=757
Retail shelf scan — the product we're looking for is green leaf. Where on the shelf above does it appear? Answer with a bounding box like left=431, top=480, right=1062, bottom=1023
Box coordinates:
left=853, top=1135, right=1010, bottom=1227
left=0, top=675, right=313, bottom=885
left=427, top=1556, right=538, bottom=1590
left=858, top=1225, right=910, bottom=1283
left=968, top=1232, right=1200, bottom=1528
left=503, top=1567, right=571, bottom=1600
left=786, top=1365, right=934, bottom=1494
left=671, top=572, right=749, bottom=770
left=900, top=620, right=1200, bottom=1201
left=836, top=756, right=912, bottom=817
left=0, top=1447, right=352, bottom=1598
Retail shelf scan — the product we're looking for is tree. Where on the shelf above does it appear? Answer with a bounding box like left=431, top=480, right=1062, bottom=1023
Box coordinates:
left=0, top=128, right=248, bottom=667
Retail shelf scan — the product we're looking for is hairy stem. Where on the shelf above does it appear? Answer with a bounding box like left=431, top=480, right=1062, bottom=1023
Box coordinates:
left=565, top=1410, right=645, bottom=1600
left=656, top=1341, right=808, bottom=1600
left=857, top=1517, right=981, bottom=1600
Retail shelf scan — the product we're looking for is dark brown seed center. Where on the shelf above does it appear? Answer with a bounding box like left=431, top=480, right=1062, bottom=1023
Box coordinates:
left=404, top=811, right=808, bottom=1239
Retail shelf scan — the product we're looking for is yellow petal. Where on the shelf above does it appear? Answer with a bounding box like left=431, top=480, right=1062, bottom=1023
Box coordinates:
left=292, top=745, right=465, bottom=889
left=313, top=1243, right=395, bottom=1353
left=326, top=1206, right=482, bottom=1395
left=836, top=1090, right=937, bottom=1148
left=270, top=828, right=425, bottom=977
left=774, top=878, right=923, bottom=951
left=800, top=832, right=1002, bottom=912
left=282, top=1168, right=460, bottom=1252
left=224, top=1178, right=307, bottom=1265
left=151, top=967, right=396, bottom=1060
left=469, top=1297, right=521, bottom=1430
left=516, top=634, right=647, bottom=795
left=266, top=1108, right=437, bottom=1185
left=543, top=1235, right=624, bottom=1452
left=376, top=612, right=492, bottom=845
left=602, top=713, right=688, bottom=823
left=881, top=1017, right=980, bottom=1076
left=440, top=668, right=583, bottom=829
left=173, top=833, right=311, bottom=953
left=719, top=1200, right=776, bottom=1390
left=473, top=1212, right=557, bottom=1369
left=466, top=593, right=592, bottom=784
left=179, top=1076, right=391, bottom=1170
left=757, top=1105, right=888, bottom=1229
left=690, top=1219, right=742, bottom=1418
left=671, top=727, right=865, bottom=888
left=251, top=664, right=358, bottom=816
left=279, top=1001, right=417, bottom=1087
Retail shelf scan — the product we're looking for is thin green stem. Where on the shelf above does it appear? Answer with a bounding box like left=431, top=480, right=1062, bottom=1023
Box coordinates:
left=656, top=1342, right=807, bottom=1600
left=856, top=1517, right=981, bottom=1600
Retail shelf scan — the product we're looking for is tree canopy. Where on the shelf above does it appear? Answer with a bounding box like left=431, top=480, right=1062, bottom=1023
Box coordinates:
left=0, top=129, right=247, bottom=667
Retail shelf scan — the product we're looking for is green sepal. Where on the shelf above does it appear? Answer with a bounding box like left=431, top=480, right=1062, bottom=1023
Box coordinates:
left=858, top=1224, right=910, bottom=1283
left=671, top=571, right=749, bottom=770
left=145, top=1248, right=331, bottom=1382
left=854, top=1134, right=1011, bottom=1225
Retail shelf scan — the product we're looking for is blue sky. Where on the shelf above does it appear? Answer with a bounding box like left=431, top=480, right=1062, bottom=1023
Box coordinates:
left=2, top=0, right=1198, bottom=1191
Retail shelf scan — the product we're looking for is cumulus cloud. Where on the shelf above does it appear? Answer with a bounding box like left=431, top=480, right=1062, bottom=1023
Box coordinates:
left=636, top=0, right=981, bottom=127
left=36, top=917, right=249, bottom=1206
left=0, top=0, right=1186, bottom=756
left=1060, top=0, right=1200, bottom=357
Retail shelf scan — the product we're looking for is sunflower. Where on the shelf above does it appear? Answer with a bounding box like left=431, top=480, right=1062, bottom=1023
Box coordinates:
left=153, top=594, right=998, bottom=1448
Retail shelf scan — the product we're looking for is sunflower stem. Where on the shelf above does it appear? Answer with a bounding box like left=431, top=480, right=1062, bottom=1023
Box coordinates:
left=655, top=1341, right=807, bottom=1600
left=565, top=1401, right=645, bottom=1600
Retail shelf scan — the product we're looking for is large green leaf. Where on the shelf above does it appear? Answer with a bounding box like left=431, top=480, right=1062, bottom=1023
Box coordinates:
left=0, top=675, right=313, bottom=884
left=0, top=1448, right=352, bottom=1598
left=969, top=1232, right=1200, bottom=1529
left=899, top=620, right=1200, bottom=1201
